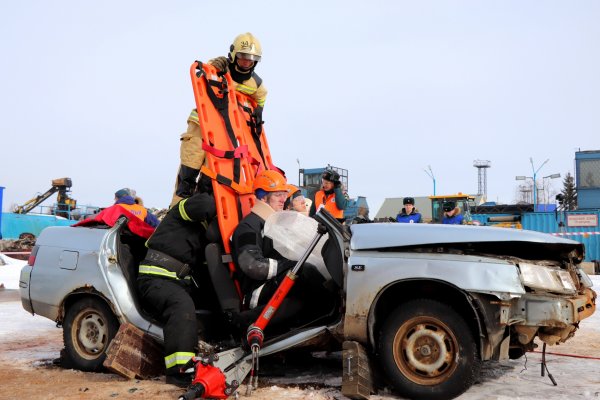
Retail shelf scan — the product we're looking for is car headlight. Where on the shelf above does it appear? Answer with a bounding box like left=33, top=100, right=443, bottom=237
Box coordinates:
left=576, top=267, right=594, bottom=288
left=518, top=262, right=577, bottom=294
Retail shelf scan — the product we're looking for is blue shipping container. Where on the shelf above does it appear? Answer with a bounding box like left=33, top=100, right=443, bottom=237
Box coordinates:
left=1, top=212, right=75, bottom=240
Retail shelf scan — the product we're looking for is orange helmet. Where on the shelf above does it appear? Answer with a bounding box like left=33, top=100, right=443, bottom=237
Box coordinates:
left=286, top=184, right=299, bottom=199
left=253, top=170, right=288, bottom=193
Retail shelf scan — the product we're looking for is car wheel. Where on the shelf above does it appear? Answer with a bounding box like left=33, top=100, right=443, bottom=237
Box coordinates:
left=378, top=299, right=481, bottom=400
left=62, top=297, right=119, bottom=371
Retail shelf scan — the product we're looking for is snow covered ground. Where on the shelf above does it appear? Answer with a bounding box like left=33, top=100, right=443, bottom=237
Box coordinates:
left=0, top=254, right=599, bottom=399
left=0, top=253, right=26, bottom=289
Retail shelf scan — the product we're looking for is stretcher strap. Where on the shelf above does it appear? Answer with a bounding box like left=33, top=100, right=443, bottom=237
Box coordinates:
left=201, top=71, right=242, bottom=185
left=202, top=142, right=248, bottom=159
left=240, top=105, right=267, bottom=167
left=202, top=142, right=262, bottom=172
left=200, top=166, right=253, bottom=195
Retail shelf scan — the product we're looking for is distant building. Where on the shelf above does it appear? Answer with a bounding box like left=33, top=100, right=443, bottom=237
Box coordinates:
left=576, top=150, right=600, bottom=209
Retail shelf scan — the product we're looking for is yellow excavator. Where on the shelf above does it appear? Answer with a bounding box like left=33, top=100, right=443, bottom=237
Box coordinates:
left=13, top=178, right=77, bottom=219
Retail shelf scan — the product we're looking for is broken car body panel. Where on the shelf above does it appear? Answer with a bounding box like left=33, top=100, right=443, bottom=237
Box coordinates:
left=343, top=222, right=595, bottom=361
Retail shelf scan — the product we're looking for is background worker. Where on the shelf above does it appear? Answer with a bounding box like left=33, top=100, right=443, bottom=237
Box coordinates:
left=350, top=206, right=371, bottom=224
left=114, top=188, right=160, bottom=227
left=309, top=169, right=347, bottom=223
left=232, top=170, right=333, bottom=323
left=284, top=184, right=308, bottom=216
left=136, top=192, right=216, bottom=388
left=396, top=197, right=421, bottom=223
left=442, top=201, right=464, bottom=224
left=170, top=32, right=267, bottom=208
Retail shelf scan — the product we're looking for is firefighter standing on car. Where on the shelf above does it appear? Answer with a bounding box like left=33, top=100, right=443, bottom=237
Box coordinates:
left=170, top=32, right=267, bottom=208
left=136, top=192, right=216, bottom=388
left=309, top=169, right=348, bottom=223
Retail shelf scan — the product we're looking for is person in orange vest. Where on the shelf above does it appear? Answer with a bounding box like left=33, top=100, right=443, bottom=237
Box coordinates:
left=170, top=32, right=267, bottom=208
left=309, top=169, right=347, bottom=223
left=113, top=188, right=159, bottom=227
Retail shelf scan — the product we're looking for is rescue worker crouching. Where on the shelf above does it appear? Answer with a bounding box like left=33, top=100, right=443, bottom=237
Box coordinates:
left=309, top=169, right=347, bottom=223
left=232, top=170, right=335, bottom=327
left=171, top=32, right=268, bottom=208
left=136, top=192, right=216, bottom=388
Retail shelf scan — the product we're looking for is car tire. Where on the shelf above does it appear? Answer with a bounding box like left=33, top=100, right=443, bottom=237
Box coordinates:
left=62, top=297, right=119, bottom=371
left=378, top=299, right=481, bottom=400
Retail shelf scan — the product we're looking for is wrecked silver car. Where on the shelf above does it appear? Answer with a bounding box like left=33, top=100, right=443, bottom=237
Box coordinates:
left=19, top=210, right=596, bottom=399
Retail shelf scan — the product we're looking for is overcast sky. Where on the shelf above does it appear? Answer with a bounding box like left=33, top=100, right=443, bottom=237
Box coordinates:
left=1, top=1, right=598, bottom=215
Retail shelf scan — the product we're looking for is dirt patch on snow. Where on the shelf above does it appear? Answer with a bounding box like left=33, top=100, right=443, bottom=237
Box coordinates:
left=0, top=332, right=346, bottom=400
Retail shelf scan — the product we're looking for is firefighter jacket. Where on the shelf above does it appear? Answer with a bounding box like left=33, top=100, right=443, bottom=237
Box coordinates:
left=228, top=63, right=267, bottom=107
left=115, top=196, right=160, bottom=227
left=139, top=192, right=216, bottom=279
left=187, top=64, right=267, bottom=127
left=231, top=201, right=296, bottom=308
left=310, top=187, right=347, bottom=220
left=396, top=208, right=422, bottom=223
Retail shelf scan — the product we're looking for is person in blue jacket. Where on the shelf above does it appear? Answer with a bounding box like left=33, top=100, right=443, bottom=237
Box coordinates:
left=396, top=197, right=422, bottom=223
left=442, top=201, right=464, bottom=224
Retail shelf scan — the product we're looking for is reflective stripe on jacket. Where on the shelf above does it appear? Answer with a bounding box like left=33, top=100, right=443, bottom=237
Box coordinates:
left=138, top=193, right=215, bottom=278
left=138, top=265, right=178, bottom=279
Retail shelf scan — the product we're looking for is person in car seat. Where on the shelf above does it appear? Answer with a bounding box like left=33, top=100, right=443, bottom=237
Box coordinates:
left=284, top=184, right=309, bottom=216
left=232, top=170, right=335, bottom=324
left=170, top=32, right=267, bottom=208
left=136, top=191, right=216, bottom=388
left=442, top=201, right=464, bottom=224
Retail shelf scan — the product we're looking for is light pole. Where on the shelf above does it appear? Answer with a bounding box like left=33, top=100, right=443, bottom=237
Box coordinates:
left=542, top=173, right=561, bottom=211
left=530, top=158, right=549, bottom=212
left=424, top=165, right=436, bottom=196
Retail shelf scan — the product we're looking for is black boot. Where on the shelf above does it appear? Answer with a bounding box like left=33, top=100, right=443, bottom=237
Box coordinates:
left=166, top=372, right=192, bottom=388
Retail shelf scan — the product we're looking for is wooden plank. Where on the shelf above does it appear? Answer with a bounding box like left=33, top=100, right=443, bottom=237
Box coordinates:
left=103, top=322, right=164, bottom=379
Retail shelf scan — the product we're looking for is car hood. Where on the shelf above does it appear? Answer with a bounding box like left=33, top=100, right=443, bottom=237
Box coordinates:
left=350, top=223, right=581, bottom=251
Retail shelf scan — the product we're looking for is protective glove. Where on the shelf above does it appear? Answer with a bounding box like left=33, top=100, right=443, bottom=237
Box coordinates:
left=253, top=106, right=264, bottom=135
left=253, top=106, right=263, bottom=125
left=209, top=56, right=229, bottom=72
